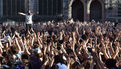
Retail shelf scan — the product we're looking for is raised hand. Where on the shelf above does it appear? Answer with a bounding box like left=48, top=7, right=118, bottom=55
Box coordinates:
left=18, top=12, right=26, bottom=15
left=112, top=45, right=120, bottom=59
left=0, top=40, right=4, bottom=48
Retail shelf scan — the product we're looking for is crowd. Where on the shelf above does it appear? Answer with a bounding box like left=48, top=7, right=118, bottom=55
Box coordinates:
left=0, top=20, right=120, bottom=69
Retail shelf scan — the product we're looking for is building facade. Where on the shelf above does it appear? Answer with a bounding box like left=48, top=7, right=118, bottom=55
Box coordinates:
left=0, top=0, right=121, bottom=22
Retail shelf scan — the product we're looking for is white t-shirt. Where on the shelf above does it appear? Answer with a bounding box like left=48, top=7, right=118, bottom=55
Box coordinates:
left=25, top=14, right=33, bottom=24
left=57, top=63, right=68, bottom=69
left=17, top=51, right=24, bottom=59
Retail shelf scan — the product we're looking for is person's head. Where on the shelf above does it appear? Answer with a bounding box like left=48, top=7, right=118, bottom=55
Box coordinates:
left=10, top=46, right=18, bottom=55
left=105, top=59, right=117, bottom=68
left=54, top=55, right=64, bottom=64
left=33, top=41, right=39, bottom=49
left=50, top=64, right=58, bottom=69
left=81, top=34, right=89, bottom=41
left=27, top=10, right=31, bottom=15
left=70, top=61, right=82, bottom=69
left=34, top=52, right=43, bottom=59
left=66, top=49, right=73, bottom=56
left=21, top=54, right=29, bottom=63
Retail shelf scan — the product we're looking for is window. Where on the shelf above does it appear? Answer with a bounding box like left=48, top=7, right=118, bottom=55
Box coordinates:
left=3, top=0, right=25, bottom=16
left=118, top=3, right=121, bottom=17
left=39, top=0, right=62, bottom=16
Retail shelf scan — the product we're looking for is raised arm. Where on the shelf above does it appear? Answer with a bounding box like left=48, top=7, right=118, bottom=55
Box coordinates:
left=0, top=40, right=3, bottom=53
left=24, top=37, right=30, bottom=55
left=18, top=12, right=26, bottom=16
left=31, top=12, right=39, bottom=15
left=15, top=37, right=21, bottom=52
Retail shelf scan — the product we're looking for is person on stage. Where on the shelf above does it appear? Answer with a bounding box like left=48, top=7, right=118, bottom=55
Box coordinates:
left=18, top=10, right=38, bottom=31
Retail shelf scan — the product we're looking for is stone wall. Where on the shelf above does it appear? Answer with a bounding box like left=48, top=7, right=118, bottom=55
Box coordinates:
left=63, top=0, right=105, bottom=22
left=32, top=0, right=39, bottom=12
left=0, top=0, right=109, bottom=22
left=63, top=0, right=69, bottom=19
left=0, top=0, right=3, bottom=18
left=29, top=0, right=39, bottom=12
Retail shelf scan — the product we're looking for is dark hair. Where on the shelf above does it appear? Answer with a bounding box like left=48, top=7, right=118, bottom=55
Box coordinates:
left=2, top=52, right=7, bottom=57
left=33, top=42, right=39, bottom=48
left=54, top=55, right=64, bottom=64
left=27, top=10, right=30, bottom=15
left=53, top=35, right=57, bottom=42
left=79, top=39, right=83, bottom=43
left=59, top=40, right=63, bottom=44
left=81, top=34, right=88, bottom=40
left=57, top=46, right=61, bottom=50
left=21, top=54, right=29, bottom=60
left=48, top=30, right=52, bottom=35
left=0, top=57, right=3, bottom=64
left=105, top=59, right=117, bottom=68
left=66, top=49, right=73, bottom=55
left=71, top=61, right=80, bottom=69
left=47, top=39, right=51, bottom=44
left=10, top=46, right=17, bottom=55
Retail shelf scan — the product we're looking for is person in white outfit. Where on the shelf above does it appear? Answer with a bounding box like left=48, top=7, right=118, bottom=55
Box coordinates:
left=54, top=55, right=68, bottom=69
left=18, top=10, right=36, bottom=31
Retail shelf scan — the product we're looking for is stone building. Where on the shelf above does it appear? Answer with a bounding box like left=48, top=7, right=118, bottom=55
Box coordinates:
left=0, top=0, right=121, bottom=22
